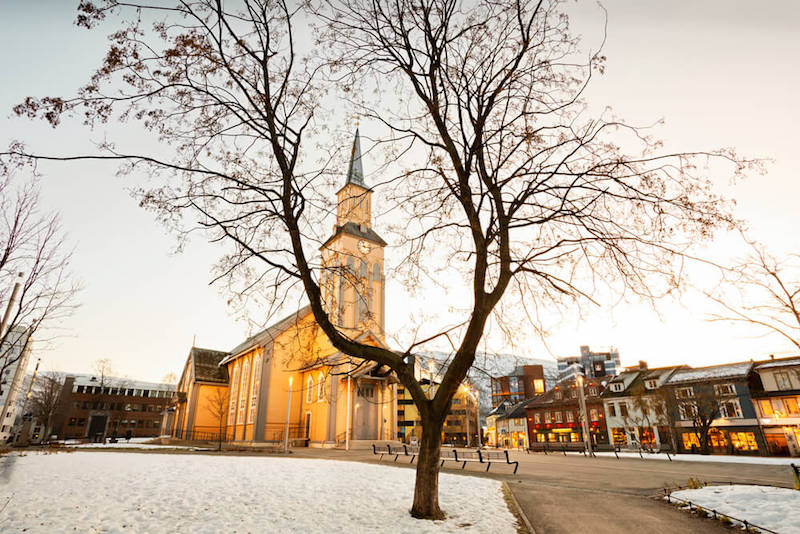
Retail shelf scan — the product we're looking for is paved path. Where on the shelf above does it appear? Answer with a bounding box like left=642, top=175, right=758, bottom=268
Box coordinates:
left=290, top=447, right=794, bottom=533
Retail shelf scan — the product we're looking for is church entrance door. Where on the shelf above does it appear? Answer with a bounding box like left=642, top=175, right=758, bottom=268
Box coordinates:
left=355, top=382, right=377, bottom=440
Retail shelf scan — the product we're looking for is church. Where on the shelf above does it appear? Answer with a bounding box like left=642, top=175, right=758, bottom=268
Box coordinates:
left=168, top=130, right=398, bottom=447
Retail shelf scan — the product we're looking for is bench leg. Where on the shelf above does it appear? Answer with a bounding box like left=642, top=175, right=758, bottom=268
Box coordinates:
left=485, top=462, right=491, bottom=472
left=394, top=454, right=399, bottom=462
left=512, top=462, right=518, bottom=474
left=379, top=454, right=384, bottom=461
left=410, top=455, right=415, bottom=464
left=462, top=461, right=467, bottom=469
left=441, top=459, right=445, bottom=467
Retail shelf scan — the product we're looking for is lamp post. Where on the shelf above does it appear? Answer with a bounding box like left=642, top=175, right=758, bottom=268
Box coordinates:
left=345, top=373, right=352, bottom=451
left=284, top=376, right=293, bottom=453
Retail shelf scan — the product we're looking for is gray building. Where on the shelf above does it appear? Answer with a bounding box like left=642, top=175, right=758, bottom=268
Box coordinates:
left=557, top=345, right=620, bottom=381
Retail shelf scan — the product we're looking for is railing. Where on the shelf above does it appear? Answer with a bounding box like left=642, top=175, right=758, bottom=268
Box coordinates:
left=171, top=429, right=232, bottom=442
left=664, top=485, right=779, bottom=534
left=268, top=423, right=305, bottom=445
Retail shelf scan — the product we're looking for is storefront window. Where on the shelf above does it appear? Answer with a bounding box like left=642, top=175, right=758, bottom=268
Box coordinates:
left=611, top=427, right=626, bottom=445
left=729, top=432, right=758, bottom=451
left=570, top=432, right=580, bottom=442
left=681, top=432, right=700, bottom=449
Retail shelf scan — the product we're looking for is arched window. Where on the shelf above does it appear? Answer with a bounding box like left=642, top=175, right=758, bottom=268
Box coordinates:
left=237, top=360, right=249, bottom=424
left=373, top=263, right=381, bottom=281
left=360, top=260, right=368, bottom=278
left=306, top=375, right=314, bottom=404
left=346, top=256, right=354, bottom=273
left=317, top=372, right=325, bottom=401
left=248, top=354, right=261, bottom=424
left=229, top=364, right=240, bottom=420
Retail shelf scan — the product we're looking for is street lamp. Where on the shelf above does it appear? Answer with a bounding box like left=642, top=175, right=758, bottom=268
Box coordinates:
left=284, top=376, right=293, bottom=453
left=574, top=364, right=592, bottom=455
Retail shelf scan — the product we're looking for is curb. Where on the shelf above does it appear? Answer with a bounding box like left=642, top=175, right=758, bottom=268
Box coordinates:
left=502, top=481, right=537, bottom=534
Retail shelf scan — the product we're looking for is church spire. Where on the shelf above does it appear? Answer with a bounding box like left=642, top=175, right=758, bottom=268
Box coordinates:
left=345, top=128, right=366, bottom=187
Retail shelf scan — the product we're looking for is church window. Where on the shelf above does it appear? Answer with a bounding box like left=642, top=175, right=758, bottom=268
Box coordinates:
left=317, top=372, right=325, bottom=401
left=373, top=263, right=381, bottom=281
left=229, top=365, right=240, bottom=421
left=248, top=354, right=261, bottom=424
left=346, top=256, right=354, bottom=273
left=360, top=260, right=368, bottom=278
left=238, top=360, right=250, bottom=424
left=306, top=375, right=314, bottom=404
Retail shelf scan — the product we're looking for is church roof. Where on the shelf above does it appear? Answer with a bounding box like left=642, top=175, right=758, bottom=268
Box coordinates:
left=221, top=305, right=313, bottom=365
left=190, top=347, right=230, bottom=384
left=345, top=128, right=366, bottom=187
left=320, top=221, right=388, bottom=250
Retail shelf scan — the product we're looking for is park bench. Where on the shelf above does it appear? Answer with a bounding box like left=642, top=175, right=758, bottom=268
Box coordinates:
left=371, top=443, right=404, bottom=462
left=528, top=441, right=590, bottom=456
left=440, top=448, right=519, bottom=474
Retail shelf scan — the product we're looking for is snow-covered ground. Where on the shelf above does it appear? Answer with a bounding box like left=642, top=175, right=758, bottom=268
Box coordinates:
left=670, top=485, right=800, bottom=534
left=568, top=451, right=800, bottom=466
left=0, top=452, right=517, bottom=533
left=56, top=437, right=204, bottom=450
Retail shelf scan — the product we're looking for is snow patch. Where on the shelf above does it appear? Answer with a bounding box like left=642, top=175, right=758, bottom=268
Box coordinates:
left=670, top=485, right=800, bottom=534
left=0, top=452, right=517, bottom=533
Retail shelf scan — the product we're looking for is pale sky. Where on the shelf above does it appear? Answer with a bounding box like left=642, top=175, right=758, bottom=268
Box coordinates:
left=1, top=1, right=798, bottom=382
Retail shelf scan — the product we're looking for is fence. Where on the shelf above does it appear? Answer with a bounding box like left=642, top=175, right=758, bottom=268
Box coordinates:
left=664, top=486, right=779, bottom=534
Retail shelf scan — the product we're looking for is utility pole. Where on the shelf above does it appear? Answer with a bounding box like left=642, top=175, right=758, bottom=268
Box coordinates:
left=575, top=364, right=592, bottom=455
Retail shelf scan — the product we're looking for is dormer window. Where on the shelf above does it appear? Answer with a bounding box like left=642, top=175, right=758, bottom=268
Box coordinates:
left=645, top=379, right=658, bottom=390
left=610, top=382, right=624, bottom=393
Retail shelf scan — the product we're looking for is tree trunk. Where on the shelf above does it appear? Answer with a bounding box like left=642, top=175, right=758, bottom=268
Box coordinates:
left=411, top=415, right=445, bottom=520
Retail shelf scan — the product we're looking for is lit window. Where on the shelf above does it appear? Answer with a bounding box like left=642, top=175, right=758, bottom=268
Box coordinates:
left=306, top=376, right=314, bottom=404
left=589, top=408, right=599, bottom=421
left=759, top=399, right=774, bottom=416
left=566, top=411, right=574, bottom=423
left=554, top=411, right=562, bottom=423
left=533, top=379, right=545, bottom=394
left=533, top=413, right=540, bottom=423
left=248, top=354, right=261, bottom=424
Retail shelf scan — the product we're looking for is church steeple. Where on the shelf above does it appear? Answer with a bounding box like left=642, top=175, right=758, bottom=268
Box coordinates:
left=320, top=128, right=387, bottom=337
left=345, top=128, right=366, bottom=187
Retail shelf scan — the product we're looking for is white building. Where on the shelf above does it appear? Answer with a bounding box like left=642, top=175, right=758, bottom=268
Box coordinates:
left=557, top=345, right=620, bottom=381
left=602, top=363, right=684, bottom=450
left=0, top=326, right=33, bottom=442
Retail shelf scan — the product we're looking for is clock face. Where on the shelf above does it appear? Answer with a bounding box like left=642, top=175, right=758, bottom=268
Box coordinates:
left=358, top=240, right=371, bottom=254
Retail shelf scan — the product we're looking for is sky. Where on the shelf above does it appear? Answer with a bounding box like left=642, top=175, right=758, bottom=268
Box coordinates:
left=1, top=1, right=798, bottom=382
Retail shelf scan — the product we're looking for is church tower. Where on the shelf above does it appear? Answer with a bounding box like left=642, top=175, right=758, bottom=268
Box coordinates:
left=320, top=129, right=387, bottom=338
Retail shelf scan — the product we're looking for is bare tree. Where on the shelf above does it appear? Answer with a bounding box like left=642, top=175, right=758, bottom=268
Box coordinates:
left=161, top=371, right=178, bottom=385
left=674, top=386, right=719, bottom=455
left=205, top=387, right=229, bottom=451
left=706, top=237, right=799, bottom=351
left=4, top=0, right=754, bottom=519
left=0, top=162, right=80, bottom=394
left=27, top=371, right=65, bottom=442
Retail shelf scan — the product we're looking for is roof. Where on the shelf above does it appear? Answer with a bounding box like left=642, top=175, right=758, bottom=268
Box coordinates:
left=666, top=362, right=753, bottom=385
left=190, top=347, right=230, bottom=384
left=69, top=374, right=176, bottom=391
left=345, top=128, right=366, bottom=187
left=755, top=357, right=800, bottom=370
left=320, top=221, right=388, bottom=249
left=498, top=399, right=534, bottom=420
left=221, top=305, right=313, bottom=365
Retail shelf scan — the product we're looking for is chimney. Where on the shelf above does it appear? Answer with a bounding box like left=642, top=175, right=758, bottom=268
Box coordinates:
left=638, top=360, right=648, bottom=370
left=770, top=354, right=775, bottom=360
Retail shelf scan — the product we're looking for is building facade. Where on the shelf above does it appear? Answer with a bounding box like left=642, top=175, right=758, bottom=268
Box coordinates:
left=0, top=326, right=33, bottom=442
left=602, top=363, right=683, bottom=450
left=396, top=377, right=479, bottom=446
left=490, top=364, right=546, bottom=408
left=557, top=345, right=620, bottom=381
left=52, top=375, right=176, bottom=441
left=169, top=130, right=397, bottom=447
left=663, top=362, right=766, bottom=455
left=751, top=356, right=800, bottom=456
left=170, top=347, right=229, bottom=440
left=525, top=375, right=611, bottom=446
left=495, top=400, right=531, bottom=449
